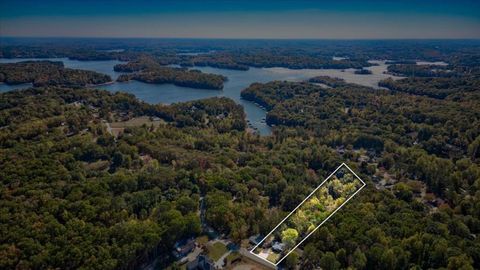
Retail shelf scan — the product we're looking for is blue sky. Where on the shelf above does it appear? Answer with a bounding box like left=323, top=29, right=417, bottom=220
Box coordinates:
left=1, top=0, right=479, bottom=38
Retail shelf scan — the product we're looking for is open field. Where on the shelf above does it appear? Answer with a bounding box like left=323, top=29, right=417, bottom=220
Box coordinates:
left=107, top=116, right=165, bottom=136
left=207, top=242, right=228, bottom=261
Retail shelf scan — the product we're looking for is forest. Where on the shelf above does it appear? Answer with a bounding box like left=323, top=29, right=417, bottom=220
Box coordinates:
left=0, top=88, right=247, bottom=269
left=112, top=50, right=370, bottom=72
left=239, top=78, right=480, bottom=269
left=0, top=39, right=480, bottom=270
left=253, top=166, right=364, bottom=264
left=1, top=77, right=479, bottom=269
left=0, top=61, right=112, bottom=87
left=379, top=76, right=480, bottom=99
left=308, top=76, right=347, bottom=88
left=386, top=64, right=456, bottom=78
left=354, top=69, right=372, bottom=75
left=116, top=67, right=226, bottom=90
left=113, top=55, right=227, bottom=89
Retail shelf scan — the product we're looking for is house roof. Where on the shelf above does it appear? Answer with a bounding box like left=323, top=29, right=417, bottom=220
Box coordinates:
left=272, top=242, right=285, bottom=252
left=187, top=255, right=214, bottom=270
left=173, top=238, right=195, bottom=258
left=249, top=234, right=263, bottom=244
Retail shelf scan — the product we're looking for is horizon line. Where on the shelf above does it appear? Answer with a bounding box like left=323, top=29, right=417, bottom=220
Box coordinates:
left=2, top=36, right=480, bottom=41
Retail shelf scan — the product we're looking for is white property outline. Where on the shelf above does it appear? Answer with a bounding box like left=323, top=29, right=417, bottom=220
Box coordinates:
left=250, top=163, right=366, bottom=267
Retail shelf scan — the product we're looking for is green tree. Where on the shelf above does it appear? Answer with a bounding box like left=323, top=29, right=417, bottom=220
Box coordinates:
left=320, top=252, right=340, bottom=270
left=352, top=248, right=367, bottom=270
left=447, top=254, right=474, bottom=270
left=282, top=228, right=299, bottom=248
left=283, top=251, right=299, bottom=269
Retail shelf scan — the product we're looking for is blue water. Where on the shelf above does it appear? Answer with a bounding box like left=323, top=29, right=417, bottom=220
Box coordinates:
left=97, top=66, right=350, bottom=135
left=0, top=82, right=32, bottom=92
left=0, top=58, right=125, bottom=79
left=0, top=57, right=273, bottom=134
left=0, top=58, right=402, bottom=135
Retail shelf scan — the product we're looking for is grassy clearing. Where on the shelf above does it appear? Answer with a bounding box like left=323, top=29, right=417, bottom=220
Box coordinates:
left=84, top=160, right=109, bottom=171
left=226, top=251, right=241, bottom=263
left=110, top=116, right=165, bottom=128
left=196, top=235, right=209, bottom=245
left=207, top=242, right=228, bottom=261
left=107, top=116, right=166, bottom=137
left=266, top=252, right=280, bottom=263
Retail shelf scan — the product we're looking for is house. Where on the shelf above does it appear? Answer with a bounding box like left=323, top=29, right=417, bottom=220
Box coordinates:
left=204, top=226, right=219, bottom=239
left=227, top=242, right=240, bottom=251
left=427, top=197, right=446, bottom=208
left=272, top=242, right=285, bottom=253
left=249, top=234, right=263, bottom=246
left=187, top=255, right=215, bottom=270
left=173, top=238, right=196, bottom=259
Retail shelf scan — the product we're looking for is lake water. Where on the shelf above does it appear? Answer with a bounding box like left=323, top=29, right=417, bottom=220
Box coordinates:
left=177, top=50, right=215, bottom=56
left=416, top=61, right=448, bottom=66
left=0, top=57, right=126, bottom=79
left=0, top=58, right=403, bottom=135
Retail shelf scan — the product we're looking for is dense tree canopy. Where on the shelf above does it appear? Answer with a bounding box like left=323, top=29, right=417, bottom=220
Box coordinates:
left=1, top=39, right=480, bottom=270
left=117, top=67, right=226, bottom=90
left=0, top=88, right=247, bottom=269
left=241, top=79, right=480, bottom=269
left=379, top=76, right=480, bottom=99
left=0, top=61, right=112, bottom=87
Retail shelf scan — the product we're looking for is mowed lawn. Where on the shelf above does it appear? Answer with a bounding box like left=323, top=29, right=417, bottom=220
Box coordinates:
left=196, top=235, right=209, bottom=245
left=110, top=116, right=165, bottom=128
left=108, top=116, right=165, bottom=136
left=207, top=242, right=228, bottom=261
left=267, top=252, right=280, bottom=263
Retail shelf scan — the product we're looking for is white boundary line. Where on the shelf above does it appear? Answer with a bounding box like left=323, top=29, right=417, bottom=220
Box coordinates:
left=249, top=163, right=366, bottom=267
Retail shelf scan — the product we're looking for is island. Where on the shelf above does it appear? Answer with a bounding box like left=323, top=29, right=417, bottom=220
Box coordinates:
left=354, top=68, right=373, bottom=75
left=116, top=67, right=227, bottom=90
left=386, top=63, right=454, bottom=77
left=308, top=76, right=347, bottom=87
left=0, top=60, right=112, bottom=87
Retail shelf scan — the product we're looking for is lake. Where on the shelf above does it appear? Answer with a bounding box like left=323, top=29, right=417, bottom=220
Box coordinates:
left=0, top=58, right=403, bottom=135
left=0, top=57, right=125, bottom=79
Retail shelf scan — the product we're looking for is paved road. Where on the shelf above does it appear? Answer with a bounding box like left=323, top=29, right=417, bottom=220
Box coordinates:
left=187, top=246, right=203, bottom=263
left=239, top=248, right=276, bottom=269
left=215, top=250, right=232, bottom=269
